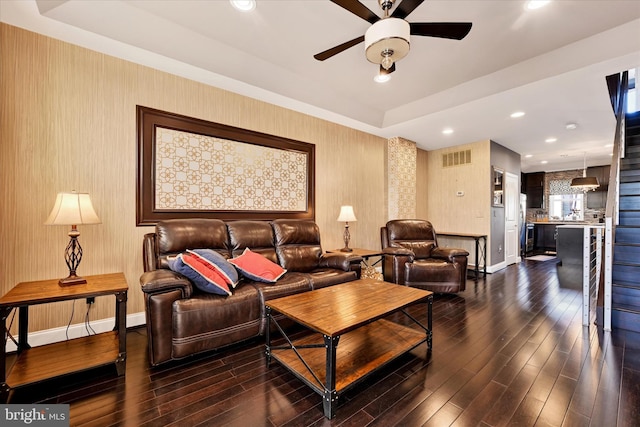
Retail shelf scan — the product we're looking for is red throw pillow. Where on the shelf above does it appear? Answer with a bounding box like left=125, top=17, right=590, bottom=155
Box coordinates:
left=229, top=248, right=286, bottom=283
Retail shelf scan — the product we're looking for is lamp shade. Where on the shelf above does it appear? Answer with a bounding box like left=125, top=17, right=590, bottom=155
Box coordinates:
left=45, top=192, right=101, bottom=225
left=337, top=205, right=357, bottom=222
left=570, top=176, right=600, bottom=192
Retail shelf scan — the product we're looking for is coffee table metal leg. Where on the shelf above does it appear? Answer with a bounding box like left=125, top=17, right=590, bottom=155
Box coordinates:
left=265, top=307, right=272, bottom=364
left=427, top=295, right=433, bottom=349
left=323, top=335, right=339, bottom=419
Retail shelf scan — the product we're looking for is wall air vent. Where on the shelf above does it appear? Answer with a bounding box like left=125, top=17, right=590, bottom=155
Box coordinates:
left=442, top=149, right=472, bottom=168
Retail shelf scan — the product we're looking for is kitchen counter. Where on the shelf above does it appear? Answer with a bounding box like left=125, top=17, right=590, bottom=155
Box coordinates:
left=528, top=222, right=603, bottom=255
left=557, top=224, right=604, bottom=268
left=555, top=224, right=604, bottom=326
left=531, top=221, right=597, bottom=225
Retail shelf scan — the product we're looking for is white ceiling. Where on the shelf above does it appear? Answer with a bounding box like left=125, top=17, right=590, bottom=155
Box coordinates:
left=2, top=0, right=640, bottom=172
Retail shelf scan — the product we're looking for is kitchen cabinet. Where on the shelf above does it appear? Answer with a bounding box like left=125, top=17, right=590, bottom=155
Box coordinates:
left=586, top=165, right=610, bottom=209
left=525, top=172, right=545, bottom=209
left=534, top=223, right=557, bottom=252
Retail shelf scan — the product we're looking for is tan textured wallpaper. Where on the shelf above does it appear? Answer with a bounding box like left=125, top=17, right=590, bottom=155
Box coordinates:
left=0, top=24, right=390, bottom=333
left=426, top=140, right=492, bottom=265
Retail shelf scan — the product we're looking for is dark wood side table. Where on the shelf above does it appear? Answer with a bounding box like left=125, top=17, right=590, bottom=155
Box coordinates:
left=327, top=248, right=384, bottom=279
left=0, top=273, right=128, bottom=402
left=327, top=248, right=383, bottom=268
left=437, top=232, right=488, bottom=281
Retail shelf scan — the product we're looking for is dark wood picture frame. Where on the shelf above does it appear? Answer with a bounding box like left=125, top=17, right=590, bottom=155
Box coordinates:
left=136, top=106, right=315, bottom=225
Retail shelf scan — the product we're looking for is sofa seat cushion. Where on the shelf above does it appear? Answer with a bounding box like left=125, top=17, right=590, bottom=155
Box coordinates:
left=249, top=272, right=311, bottom=334
left=171, top=284, right=261, bottom=359
left=249, top=273, right=311, bottom=305
left=306, top=268, right=358, bottom=290
left=406, top=259, right=462, bottom=283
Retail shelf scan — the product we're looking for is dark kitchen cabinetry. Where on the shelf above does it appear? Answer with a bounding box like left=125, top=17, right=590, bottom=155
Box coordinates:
left=585, top=165, right=610, bottom=209
left=525, top=172, right=545, bottom=209
left=534, top=223, right=557, bottom=252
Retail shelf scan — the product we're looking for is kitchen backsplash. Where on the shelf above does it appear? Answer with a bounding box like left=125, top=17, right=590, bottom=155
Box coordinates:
left=525, top=169, right=605, bottom=224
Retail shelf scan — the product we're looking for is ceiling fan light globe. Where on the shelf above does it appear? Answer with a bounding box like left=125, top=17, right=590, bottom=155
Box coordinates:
left=365, top=18, right=410, bottom=65
left=381, top=55, right=394, bottom=70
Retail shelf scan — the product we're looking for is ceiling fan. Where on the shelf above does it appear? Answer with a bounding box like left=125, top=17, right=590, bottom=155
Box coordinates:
left=314, top=0, right=472, bottom=76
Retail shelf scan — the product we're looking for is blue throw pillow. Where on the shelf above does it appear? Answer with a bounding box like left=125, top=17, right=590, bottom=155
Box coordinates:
left=168, top=253, right=232, bottom=296
left=187, top=249, right=240, bottom=288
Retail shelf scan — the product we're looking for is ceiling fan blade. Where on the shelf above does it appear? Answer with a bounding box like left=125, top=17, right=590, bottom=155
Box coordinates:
left=391, top=0, right=425, bottom=19
left=330, top=0, right=380, bottom=24
left=314, top=35, right=365, bottom=61
left=410, top=22, right=472, bottom=40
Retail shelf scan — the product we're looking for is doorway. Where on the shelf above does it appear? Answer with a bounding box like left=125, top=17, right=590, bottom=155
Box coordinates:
left=505, top=172, right=519, bottom=265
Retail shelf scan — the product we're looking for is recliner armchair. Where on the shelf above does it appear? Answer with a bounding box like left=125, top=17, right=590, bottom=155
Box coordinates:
left=381, top=219, right=469, bottom=293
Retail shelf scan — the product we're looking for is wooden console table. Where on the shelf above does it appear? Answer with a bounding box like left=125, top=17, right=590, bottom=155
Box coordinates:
left=437, top=232, right=487, bottom=281
left=0, top=273, right=128, bottom=402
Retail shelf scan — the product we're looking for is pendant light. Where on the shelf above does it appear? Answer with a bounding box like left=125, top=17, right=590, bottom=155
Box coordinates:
left=570, top=152, right=600, bottom=192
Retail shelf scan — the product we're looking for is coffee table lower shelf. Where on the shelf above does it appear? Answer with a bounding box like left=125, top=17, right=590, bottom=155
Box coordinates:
left=268, top=319, right=427, bottom=412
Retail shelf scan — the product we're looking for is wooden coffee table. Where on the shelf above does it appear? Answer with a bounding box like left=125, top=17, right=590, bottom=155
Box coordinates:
left=265, top=278, right=433, bottom=419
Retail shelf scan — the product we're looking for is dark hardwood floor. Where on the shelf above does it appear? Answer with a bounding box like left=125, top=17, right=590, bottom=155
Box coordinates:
left=8, top=259, right=640, bottom=426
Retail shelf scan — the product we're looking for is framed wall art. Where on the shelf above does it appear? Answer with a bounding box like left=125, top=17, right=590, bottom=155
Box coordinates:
left=136, top=106, right=315, bottom=225
left=492, top=166, right=504, bottom=207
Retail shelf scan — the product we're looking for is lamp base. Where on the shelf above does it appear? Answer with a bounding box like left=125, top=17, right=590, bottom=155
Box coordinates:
left=340, top=247, right=353, bottom=252
left=59, top=274, right=87, bottom=286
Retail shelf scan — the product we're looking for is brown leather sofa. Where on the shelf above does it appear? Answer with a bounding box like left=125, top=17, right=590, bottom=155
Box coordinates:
left=140, top=218, right=362, bottom=366
left=381, top=219, right=469, bottom=293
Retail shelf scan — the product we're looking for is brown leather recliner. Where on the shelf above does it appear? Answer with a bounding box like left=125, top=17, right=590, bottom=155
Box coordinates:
left=381, top=219, right=469, bottom=293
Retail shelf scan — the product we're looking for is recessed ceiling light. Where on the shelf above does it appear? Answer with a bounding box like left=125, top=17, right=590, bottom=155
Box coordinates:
left=442, top=128, right=454, bottom=135
left=230, top=0, right=256, bottom=12
left=545, top=137, right=557, bottom=143
left=374, top=73, right=390, bottom=83
left=525, top=154, right=533, bottom=158
left=565, top=123, right=577, bottom=130
left=526, top=0, right=551, bottom=10
left=510, top=111, right=525, bottom=118
left=541, top=160, right=548, bottom=164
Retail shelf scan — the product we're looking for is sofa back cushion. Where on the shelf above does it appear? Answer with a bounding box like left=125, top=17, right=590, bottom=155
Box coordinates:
left=226, top=220, right=278, bottom=264
left=272, top=219, right=322, bottom=272
left=155, top=219, right=229, bottom=269
left=385, top=219, right=438, bottom=259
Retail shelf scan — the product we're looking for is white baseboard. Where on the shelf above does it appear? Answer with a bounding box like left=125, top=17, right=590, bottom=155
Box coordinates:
left=486, top=262, right=507, bottom=274
left=4, top=312, right=146, bottom=353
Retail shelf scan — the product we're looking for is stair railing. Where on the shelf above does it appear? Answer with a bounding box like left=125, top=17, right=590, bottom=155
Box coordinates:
left=602, top=71, right=628, bottom=331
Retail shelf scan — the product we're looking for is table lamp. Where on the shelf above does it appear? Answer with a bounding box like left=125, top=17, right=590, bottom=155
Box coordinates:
left=337, top=205, right=357, bottom=252
left=45, top=192, right=101, bottom=286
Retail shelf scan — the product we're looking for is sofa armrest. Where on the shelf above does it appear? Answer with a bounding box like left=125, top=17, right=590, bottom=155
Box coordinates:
left=140, top=269, right=193, bottom=299
left=382, top=247, right=415, bottom=284
left=319, top=252, right=363, bottom=271
left=431, top=247, right=469, bottom=263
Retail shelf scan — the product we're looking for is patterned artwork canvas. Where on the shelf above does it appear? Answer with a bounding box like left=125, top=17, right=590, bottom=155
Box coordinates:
left=155, top=127, right=308, bottom=211
left=136, top=106, right=315, bottom=224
